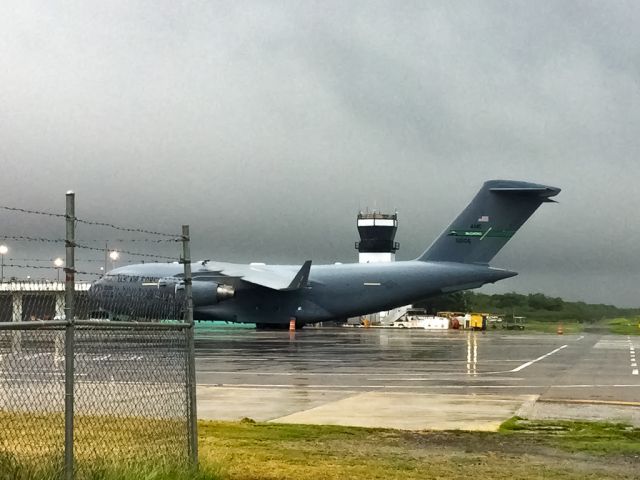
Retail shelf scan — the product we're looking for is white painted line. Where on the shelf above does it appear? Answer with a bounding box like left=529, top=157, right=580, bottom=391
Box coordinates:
left=576, top=335, right=584, bottom=341
left=632, top=363, right=637, bottom=367
left=510, top=345, right=568, bottom=372
left=633, top=369, right=639, bottom=376
left=367, top=376, right=522, bottom=382
left=201, top=383, right=640, bottom=390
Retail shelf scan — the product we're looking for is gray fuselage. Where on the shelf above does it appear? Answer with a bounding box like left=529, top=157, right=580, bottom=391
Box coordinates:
left=91, top=260, right=514, bottom=326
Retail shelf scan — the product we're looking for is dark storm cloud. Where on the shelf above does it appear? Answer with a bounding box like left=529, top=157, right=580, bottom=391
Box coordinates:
left=1, top=1, right=639, bottom=305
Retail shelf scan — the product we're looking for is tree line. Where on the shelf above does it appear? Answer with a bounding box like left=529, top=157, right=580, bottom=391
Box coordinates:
left=414, top=291, right=640, bottom=322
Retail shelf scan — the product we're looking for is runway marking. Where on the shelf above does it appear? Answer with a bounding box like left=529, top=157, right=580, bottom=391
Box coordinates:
left=198, top=371, right=515, bottom=378
left=200, top=383, right=640, bottom=390
left=539, top=398, right=640, bottom=407
left=510, top=345, right=568, bottom=372
left=633, top=369, right=639, bottom=376
left=367, top=376, right=521, bottom=382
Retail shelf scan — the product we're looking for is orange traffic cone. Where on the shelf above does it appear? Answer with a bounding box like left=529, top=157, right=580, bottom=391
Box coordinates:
left=557, top=323, right=564, bottom=335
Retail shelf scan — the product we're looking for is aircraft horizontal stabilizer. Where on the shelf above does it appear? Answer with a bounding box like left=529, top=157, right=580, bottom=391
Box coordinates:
left=489, top=185, right=560, bottom=202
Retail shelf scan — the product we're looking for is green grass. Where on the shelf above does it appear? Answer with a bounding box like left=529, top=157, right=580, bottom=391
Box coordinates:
left=0, top=452, right=222, bottom=480
left=605, top=317, right=640, bottom=335
left=0, top=412, right=221, bottom=480
left=504, top=320, right=584, bottom=334
left=0, top=412, right=189, bottom=462
left=4, top=416, right=640, bottom=479
left=502, top=316, right=640, bottom=335
left=196, top=420, right=639, bottom=479
left=499, top=417, right=640, bottom=455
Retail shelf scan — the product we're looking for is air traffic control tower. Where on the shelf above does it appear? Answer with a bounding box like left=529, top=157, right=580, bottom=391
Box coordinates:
left=355, top=211, right=399, bottom=264
left=352, top=211, right=405, bottom=325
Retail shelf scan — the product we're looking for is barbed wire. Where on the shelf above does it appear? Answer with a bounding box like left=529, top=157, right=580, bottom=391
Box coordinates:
left=1, top=203, right=181, bottom=238
left=0, top=236, right=182, bottom=244
left=0, top=205, right=65, bottom=217
left=75, top=243, right=177, bottom=261
left=2, top=263, right=62, bottom=271
left=6, top=258, right=62, bottom=263
left=77, top=238, right=181, bottom=243
left=0, top=235, right=65, bottom=243
left=4, top=257, right=141, bottom=264
left=73, top=270, right=104, bottom=277
left=75, top=218, right=180, bottom=238
left=1, top=263, right=107, bottom=278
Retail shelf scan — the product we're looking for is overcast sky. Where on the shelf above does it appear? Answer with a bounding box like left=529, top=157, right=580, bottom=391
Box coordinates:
left=1, top=1, right=639, bottom=306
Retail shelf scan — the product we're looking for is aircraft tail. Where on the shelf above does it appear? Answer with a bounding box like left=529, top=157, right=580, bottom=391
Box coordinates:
left=418, top=180, right=560, bottom=264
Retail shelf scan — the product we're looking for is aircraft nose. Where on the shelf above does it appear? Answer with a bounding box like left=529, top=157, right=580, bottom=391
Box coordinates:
left=88, top=278, right=103, bottom=298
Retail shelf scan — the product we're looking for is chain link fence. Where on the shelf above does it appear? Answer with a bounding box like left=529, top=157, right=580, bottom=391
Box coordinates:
left=0, top=285, right=196, bottom=478
left=0, top=194, right=198, bottom=478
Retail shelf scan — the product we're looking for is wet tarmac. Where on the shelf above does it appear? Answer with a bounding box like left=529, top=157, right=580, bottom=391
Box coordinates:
left=195, top=325, right=640, bottom=429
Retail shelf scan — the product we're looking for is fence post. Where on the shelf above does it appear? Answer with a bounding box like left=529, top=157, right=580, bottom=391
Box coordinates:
left=64, top=191, right=76, bottom=480
left=181, top=225, right=198, bottom=466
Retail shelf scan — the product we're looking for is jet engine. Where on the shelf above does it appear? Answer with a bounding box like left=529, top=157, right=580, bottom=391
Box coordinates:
left=192, top=280, right=235, bottom=306
left=158, top=277, right=235, bottom=306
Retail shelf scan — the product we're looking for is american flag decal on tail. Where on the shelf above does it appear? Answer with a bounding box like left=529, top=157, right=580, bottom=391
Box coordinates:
left=478, top=215, right=489, bottom=222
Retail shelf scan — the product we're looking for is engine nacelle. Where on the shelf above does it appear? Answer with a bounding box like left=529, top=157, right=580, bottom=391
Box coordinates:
left=191, top=280, right=235, bottom=306
left=158, top=277, right=181, bottom=296
left=158, top=277, right=235, bottom=306
left=186, top=280, right=236, bottom=307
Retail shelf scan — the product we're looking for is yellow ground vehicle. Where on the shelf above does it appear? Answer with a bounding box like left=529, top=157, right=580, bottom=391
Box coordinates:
left=469, top=313, right=486, bottom=330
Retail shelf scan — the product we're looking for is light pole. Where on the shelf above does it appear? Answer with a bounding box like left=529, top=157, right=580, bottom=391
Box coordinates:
left=109, top=250, right=119, bottom=270
left=54, top=257, right=64, bottom=282
left=0, top=245, right=7, bottom=283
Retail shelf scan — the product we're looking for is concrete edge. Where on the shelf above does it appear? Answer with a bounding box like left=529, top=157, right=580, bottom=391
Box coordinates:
left=514, top=394, right=539, bottom=418
left=538, top=398, right=640, bottom=408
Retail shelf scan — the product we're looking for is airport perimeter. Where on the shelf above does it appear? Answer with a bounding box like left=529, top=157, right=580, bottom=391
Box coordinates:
left=194, top=326, right=640, bottom=430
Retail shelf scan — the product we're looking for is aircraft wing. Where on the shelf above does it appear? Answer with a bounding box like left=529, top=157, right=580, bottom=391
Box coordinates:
left=194, top=260, right=312, bottom=291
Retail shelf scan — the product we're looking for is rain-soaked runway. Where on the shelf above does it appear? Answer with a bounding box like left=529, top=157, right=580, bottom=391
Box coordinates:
left=195, top=325, right=640, bottom=429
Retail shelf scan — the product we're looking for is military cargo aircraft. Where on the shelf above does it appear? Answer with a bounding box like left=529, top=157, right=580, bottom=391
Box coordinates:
left=90, top=180, right=560, bottom=328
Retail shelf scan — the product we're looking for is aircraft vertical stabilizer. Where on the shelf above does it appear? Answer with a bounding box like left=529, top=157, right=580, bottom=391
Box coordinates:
left=417, top=180, right=560, bottom=265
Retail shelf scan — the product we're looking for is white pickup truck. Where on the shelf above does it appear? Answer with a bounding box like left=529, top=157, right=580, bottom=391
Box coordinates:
left=393, top=310, right=450, bottom=330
